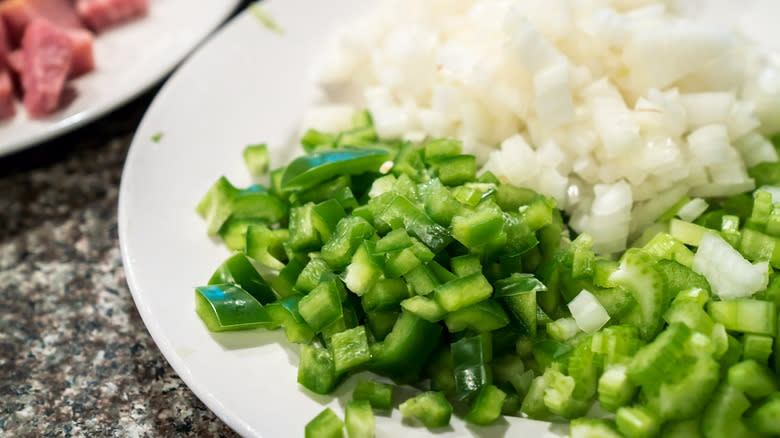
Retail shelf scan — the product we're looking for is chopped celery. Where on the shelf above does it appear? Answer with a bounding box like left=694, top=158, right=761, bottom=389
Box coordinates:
left=709, top=299, right=776, bottom=335
left=570, top=419, right=623, bottom=438
left=609, top=249, right=666, bottom=339
left=598, top=364, right=636, bottom=412
left=742, top=334, right=773, bottom=364
left=748, top=397, right=780, bottom=434
left=616, top=406, right=660, bottom=438
left=728, top=360, right=778, bottom=397
left=701, top=384, right=752, bottom=438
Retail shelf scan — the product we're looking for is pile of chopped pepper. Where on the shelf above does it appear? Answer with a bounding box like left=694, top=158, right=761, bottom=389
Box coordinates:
left=195, top=111, right=780, bottom=438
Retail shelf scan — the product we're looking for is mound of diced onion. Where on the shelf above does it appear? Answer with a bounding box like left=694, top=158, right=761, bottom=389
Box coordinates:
left=310, top=0, right=780, bottom=253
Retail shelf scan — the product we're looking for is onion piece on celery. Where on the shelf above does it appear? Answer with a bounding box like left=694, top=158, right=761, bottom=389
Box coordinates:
left=692, top=233, right=769, bottom=300
left=568, top=290, right=610, bottom=334
left=676, top=198, right=708, bottom=222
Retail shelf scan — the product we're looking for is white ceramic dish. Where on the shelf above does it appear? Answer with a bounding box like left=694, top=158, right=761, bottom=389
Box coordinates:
left=0, top=0, right=241, bottom=157
left=119, top=1, right=780, bottom=436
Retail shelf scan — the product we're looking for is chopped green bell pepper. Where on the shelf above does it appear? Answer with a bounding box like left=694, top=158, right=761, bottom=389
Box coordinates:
left=195, top=284, right=272, bottom=332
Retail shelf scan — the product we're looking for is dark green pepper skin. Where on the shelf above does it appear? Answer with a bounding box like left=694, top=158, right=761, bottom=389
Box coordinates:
left=209, top=253, right=276, bottom=304
left=369, top=311, right=443, bottom=383
left=281, top=148, right=393, bottom=192
left=195, top=284, right=272, bottom=332
left=230, top=185, right=288, bottom=224
left=452, top=332, right=493, bottom=400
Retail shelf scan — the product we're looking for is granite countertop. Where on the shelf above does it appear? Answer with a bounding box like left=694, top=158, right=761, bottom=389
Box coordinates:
left=0, top=93, right=239, bottom=437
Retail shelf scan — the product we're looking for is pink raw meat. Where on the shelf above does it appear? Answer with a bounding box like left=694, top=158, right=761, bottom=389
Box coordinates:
left=0, top=68, right=15, bottom=120
left=21, top=19, right=73, bottom=118
left=76, top=0, right=147, bottom=33
left=1, top=0, right=84, bottom=45
left=6, top=49, right=23, bottom=74
left=7, top=30, right=94, bottom=79
left=65, top=28, right=94, bottom=78
left=0, top=17, right=9, bottom=67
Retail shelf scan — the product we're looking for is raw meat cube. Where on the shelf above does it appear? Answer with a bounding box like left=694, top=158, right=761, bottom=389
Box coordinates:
left=0, top=0, right=84, bottom=45
left=76, top=0, right=147, bottom=33
left=0, top=17, right=9, bottom=67
left=7, top=30, right=94, bottom=79
left=6, top=49, right=23, bottom=74
left=65, top=28, right=94, bottom=78
left=21, top=19, right=73, bottom=117
left=0, top=68, right=15, bottom=120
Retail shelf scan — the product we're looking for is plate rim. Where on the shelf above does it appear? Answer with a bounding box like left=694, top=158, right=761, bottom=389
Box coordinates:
left=0, top=0, right=242, bottom=158
left=118, top=8, right=263, bottom=437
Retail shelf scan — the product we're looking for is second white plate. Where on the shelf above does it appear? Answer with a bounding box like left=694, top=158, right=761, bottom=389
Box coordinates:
left=0, top=0, right=241, bottom=156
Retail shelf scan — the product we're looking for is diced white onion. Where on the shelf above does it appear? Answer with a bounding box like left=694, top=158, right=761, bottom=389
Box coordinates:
left=676, top=198, right=708, bottom=222
left=687, top=124, right=731, bottom=166
left=692, top=233, right=769, bottom=300
left=314, top=0, right=780, bottom=253
left=758, top=185, right=780, bottom=204
left=534, top=61, right=575, bottom=127
left=568, top=290, right=611, bottom=333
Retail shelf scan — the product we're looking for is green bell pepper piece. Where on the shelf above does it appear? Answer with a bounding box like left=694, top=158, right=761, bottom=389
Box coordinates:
left=423, top=138, right=462, bottom=163
left=229, top=184, right=288, bottom=224
left=433, top=273, right=493, bottom=312
left=288, top=203, right=322, bottom=252
left=436, top=154, right=476, bottom=186
left=451, top=208, right=504, bottom=249
left=312, top=199, right=347, bottom=242
left=281, top=148, right=393, bottom=191
left=345, top=400, right=374, bottom=438
left=298, top=344, right=338, bottom=395
left=265, top=294, right=315, bottom=344
left=305, top=408, right=343, bottom=438
left=369, top=311, right=443, bottom=382
left=375, top=195, right=452, bottom=253
left=291, top=174, right=352, bottom=206
left=452, top=332, right=493, bottom=400
left=444, top=299, right=510, bottom=333
left=270, top=256, right=306, bottom=298
left=242, top=143, right=269, bottom=176
left=208, top=253, right=276, bottom=304
left=195, top=284, right=272, bottom=332
left=465, top=384, right=507, bottom=425
left=196, top=176, right=240, bottom=235
left=353, top=380, right=394, bottom=411
left=217, top=217, right=267, bottom=251
left=295, top=257, right=331, bottom=294
left=298, top=279, right=343, bottom=333
left=245, top=225, right=287, bottom=271
left=330, top=326, right=371, bottom=375
left=321, top=216, right=376, bottom=270
left=495, top=184, right=537, bottom=212
left=300, top=129, right=336, bottom=152
left=399, top=391, right=453, bottom=429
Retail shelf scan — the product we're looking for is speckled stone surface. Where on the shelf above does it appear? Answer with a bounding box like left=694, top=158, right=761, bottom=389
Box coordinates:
left=0, top=93, right=239, bottom=438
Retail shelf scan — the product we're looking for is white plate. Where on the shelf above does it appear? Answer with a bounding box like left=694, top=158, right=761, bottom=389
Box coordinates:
left=0, top=0, right=241, bottom=157
left=119, top=1, right=780, bottom=437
